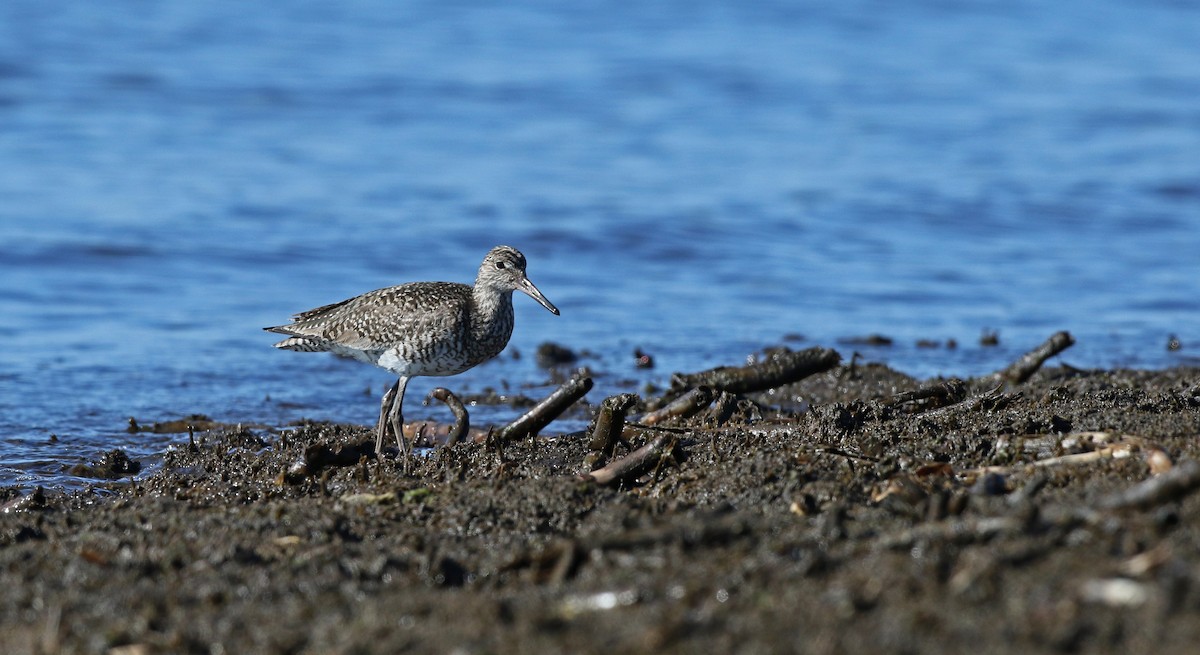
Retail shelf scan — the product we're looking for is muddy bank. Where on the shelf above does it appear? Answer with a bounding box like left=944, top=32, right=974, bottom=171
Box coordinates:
left=2, top=346, right=1200, bottom=654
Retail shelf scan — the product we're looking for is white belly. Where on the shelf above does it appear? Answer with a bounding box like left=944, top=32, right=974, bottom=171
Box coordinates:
left=357, top=343, right=479, bottom=378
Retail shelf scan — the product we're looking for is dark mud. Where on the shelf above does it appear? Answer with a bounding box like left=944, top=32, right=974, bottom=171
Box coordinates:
left=3, top=353, right=1200, bottom=654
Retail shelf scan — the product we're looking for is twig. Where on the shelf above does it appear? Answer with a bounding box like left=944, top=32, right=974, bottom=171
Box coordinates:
left=669, top=347, right=841, bottom=396
left=588, top=394, right=639, bottom=451
left=922, top=382, right=1017, bottom=418
left=959, top=433, right=1171, bottom=481
left=585, top=393, right=640, bottom=467
left=881, top=378, right=967, bottom=412
left=996, top=331, right=1075, bottom=385
left=640, top=386, right=714, bottom=425
left=426, top=388, right=470, bottom=446
left=496, top=376, right=593, bottom=442
left=581, top=433, right=678, bottom=486
left=703, top=391, right=741, bottom=426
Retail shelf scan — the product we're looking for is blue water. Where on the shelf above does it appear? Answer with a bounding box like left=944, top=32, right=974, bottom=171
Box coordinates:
left=1, top=0, right=1198, bottom=489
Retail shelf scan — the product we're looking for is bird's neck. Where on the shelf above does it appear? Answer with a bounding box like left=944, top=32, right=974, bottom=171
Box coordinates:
left=470, top=285, right=515, bottom=342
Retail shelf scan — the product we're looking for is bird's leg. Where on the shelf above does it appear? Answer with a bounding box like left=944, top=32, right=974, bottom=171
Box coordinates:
left=388, top=377, right=412, bottom=474
left=376, top=380, right=400, bottom=456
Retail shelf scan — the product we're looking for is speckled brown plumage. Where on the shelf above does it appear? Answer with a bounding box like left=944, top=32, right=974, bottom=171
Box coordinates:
left=264, top=245, right=559, bottom=470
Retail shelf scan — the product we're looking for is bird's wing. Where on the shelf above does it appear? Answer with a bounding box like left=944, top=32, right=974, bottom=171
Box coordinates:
left=266, top=283, right=468, bottom=352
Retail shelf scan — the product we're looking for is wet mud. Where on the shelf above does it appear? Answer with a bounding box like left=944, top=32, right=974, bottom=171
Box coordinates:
left=3, top=344, right=1200, bottom=654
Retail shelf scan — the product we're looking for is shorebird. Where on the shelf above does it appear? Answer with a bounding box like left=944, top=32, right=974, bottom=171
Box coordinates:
left=265, top=245, right=559, bottom=471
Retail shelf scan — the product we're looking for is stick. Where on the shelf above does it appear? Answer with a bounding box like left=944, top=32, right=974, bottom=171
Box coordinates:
left=581, top=433, right=678, bottom=486
left=587, top=394, right=640, bottom=454
left=958, top=433, right=1170, bottom=481
left=997, top=331, right=1075, bottom=385
left=704, top=391, right=740, bottom=426
left=639, top=386, right=714, bottom=425
left=426, top=388, right=470, bottom=446
left=669, top=347, right=841, bottom=396
left=881, top=378, right=967, bottom=411
left=921, top=382, right=1017, bottom=418
left=496, top=376, right=593, bottom=442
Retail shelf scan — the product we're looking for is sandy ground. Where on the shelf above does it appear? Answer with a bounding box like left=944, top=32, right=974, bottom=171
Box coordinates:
left=3, top=344, right=1200, bottom=654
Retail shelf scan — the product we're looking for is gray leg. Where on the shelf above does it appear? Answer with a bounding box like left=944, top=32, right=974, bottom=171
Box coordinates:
left=376, top=379, right=400, bottom=456
left=388, top=377, right=411, bottom=473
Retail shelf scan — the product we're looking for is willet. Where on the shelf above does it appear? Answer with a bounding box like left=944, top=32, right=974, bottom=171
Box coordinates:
left=265, top=245, right=559, bottom=471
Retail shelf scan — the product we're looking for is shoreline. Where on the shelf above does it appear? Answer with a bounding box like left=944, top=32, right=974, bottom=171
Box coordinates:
left=2, top=351, right=1199, bottom=654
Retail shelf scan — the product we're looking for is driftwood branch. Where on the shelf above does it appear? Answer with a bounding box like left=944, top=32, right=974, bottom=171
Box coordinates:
left=996, top=331, right=1075, bottom=385
left=587, top=394, right=639, bottom=453
left=922, top=382, right=1019, bottom=418
left=581, top=432, right=678, bottom=486
left=581, top=394, right=640, bottom=474
left=669, top=347, right=841, bottom=396
left=881, top=378, right=968, bottom=412
left=497, top=376, right=593, bottom=442
left=959, top=433, right=1171, bottom=482
left=704, top=391, right=741, bottom=425
left=639, top=386, right=714, bottom=425
left=426, top=388, right=470, bottom=446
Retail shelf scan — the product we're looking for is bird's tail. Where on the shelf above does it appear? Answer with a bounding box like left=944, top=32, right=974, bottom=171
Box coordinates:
left=264, top=325, right=330, bottom=352
left=270, top=336, right=331, bottom=352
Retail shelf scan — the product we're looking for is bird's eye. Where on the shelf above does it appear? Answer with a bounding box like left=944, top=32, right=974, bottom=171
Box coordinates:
left=495, top=261, right=507, bottom=270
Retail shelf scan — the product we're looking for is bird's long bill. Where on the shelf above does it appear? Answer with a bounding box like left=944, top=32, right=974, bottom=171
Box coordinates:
left=519, top=276, right=560, bottom=315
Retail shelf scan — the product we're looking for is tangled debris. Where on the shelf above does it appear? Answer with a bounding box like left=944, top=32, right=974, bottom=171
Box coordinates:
left=2, top=332, right=1199, bottom=654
